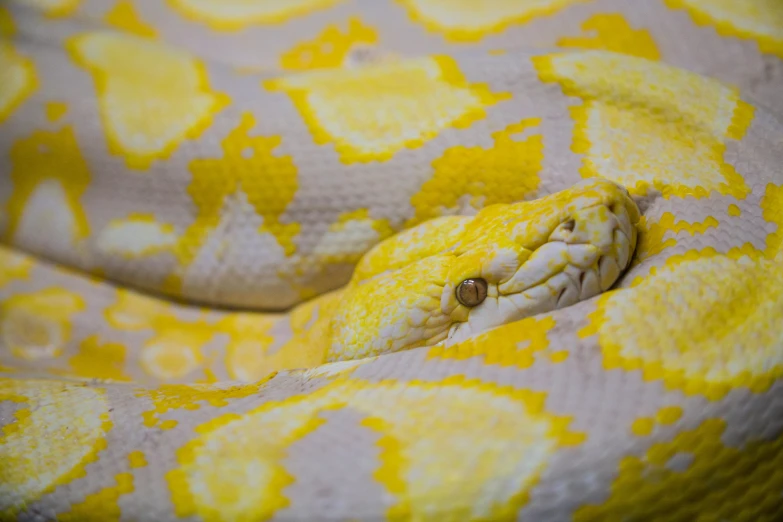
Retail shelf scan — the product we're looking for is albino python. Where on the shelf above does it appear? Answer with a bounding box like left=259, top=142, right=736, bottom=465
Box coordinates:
left=1, top=0, right=783, bottom=520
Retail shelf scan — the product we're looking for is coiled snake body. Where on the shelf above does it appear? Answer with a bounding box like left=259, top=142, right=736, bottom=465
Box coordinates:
left=1, top=1, right=783, bottom=520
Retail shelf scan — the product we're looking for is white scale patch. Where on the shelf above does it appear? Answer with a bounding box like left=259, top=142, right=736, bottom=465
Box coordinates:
left=14, top=180, right=79, bottom=252
left=97, top=218, right=178, bottom=257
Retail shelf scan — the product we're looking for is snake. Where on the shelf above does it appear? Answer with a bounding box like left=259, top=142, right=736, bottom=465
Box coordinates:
left=1, top=0, right=783, bottom=520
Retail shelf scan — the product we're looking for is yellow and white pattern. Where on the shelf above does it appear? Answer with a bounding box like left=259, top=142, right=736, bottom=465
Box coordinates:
left=0, top=39, right=37, bottom=124
left=67, top=31, right=228, bottom=169
left=535, top=51, right=753, bottom=199
left=666, top=0, right=783, bottom=58
left=0, top=379, right=111, bottom=517
left=265, top=55, right=509, bottom=163
left=167, top=0, right=343, bottom=31
left=397, top=0, right=589, bottom=42
left=1, top=0, right=783, bottom=520
left=166, top=376, right=585, bottom=521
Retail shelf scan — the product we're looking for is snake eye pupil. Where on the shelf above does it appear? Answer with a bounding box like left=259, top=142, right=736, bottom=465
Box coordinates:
left=456, top=278, right=488, bottom=307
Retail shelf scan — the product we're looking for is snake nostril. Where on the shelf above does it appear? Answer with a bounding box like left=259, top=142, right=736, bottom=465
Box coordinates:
left=562, top=219, right=575, bottom=232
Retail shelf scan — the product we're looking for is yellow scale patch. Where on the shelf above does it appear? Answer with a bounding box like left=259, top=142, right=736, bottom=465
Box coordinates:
left=54, top=445, right=148, bottom=520
left=0, top=379, right=112, bottom=518
left=666, top=0, right=783, bottom=58
left=428, top=315, right=563, bottom=366
left=45, top=101, right=68, bottom=122
left=631, top=405, right=684, bottom=437
left=408, top=118, right=543, bottom=226
left=5, top=126, right=92, bottom=247
left=326, top=254, right=454, bottom=361
left=0, top=247, right=33, bottom=288
left=397, top=0, right=589, bottom=42
left=128, top=450, right=147, bottom=468
left=534, top=51, right=754, bottom=199
left=219, top=290, right=344, bottom=382
left=309, top=209, right=396, bottom=268
left=66, top=31, right=228, bottom=169
left=57, top=473, right=134, bottom=521
left=166, top=0, right=343, bottom=31
left=103, top=287, right=333, bottom=383
left=165, top=376, right=585, bottom=521
left=718, top=183, right=783, bottom=262
left=348, top=214, right=470, bottom=281
left=62, top=335, right=132, bottom=382
left=0, top=287, right=85, bottom=361
left=760, top=183, right=783, bottom=259
left=103, top=0, right=158, bottom=38
left=280, top=17, right=378, bottom=71
left=581, top=248, right=783, bottom=401
left=0, top=4, right=37, bottom=122
left=574, top=418, right=783, bottom=521
left=556, top=13, right=662, bottom=60
left=265, top=55, right=510, bottom=163
left=634, top=211, right=720, bottom=263
left=0, top=36, right=38, bottom=124
left=134, top=377, right=272, bottom=430
left=164, top=112, right=299, bottom=296
left=0, top=6, right=14, bottom=37
left=106, top=290, right=215, bottom=381
left=218, top=315, right=276, bottom=382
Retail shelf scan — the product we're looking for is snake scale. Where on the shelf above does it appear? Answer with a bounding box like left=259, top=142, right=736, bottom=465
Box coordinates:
left=1, top=0, right=783, bottom=520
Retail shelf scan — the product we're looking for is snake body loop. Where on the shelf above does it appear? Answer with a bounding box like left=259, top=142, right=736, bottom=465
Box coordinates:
left=1, top=1, right=783, bottom=520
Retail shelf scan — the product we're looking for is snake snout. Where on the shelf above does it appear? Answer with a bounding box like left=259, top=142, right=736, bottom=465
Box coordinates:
left=548, top=202, right=637, bottom=310
left=458, top=201, right=639, bottom=348
left=446, top=198, right=638, bottom=347
left=550, top=206, right=623, bottom=250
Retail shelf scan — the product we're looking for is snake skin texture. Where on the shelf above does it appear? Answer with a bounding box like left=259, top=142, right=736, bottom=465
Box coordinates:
left=1, top=0, right=783, bottom=520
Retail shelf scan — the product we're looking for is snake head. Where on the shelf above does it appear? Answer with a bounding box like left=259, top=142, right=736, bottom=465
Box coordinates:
left=326, top=178, right=640, bottom=362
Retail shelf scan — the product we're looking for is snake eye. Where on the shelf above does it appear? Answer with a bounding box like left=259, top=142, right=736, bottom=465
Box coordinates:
left=456, top=278, right=488, bottom=307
